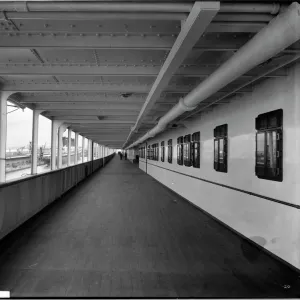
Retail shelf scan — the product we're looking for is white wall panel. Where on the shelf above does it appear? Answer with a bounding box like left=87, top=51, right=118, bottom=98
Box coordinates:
left=138, top=62, right=300, bottom=269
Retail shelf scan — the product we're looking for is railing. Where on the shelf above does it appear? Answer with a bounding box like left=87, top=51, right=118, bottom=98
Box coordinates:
left=0, top=154, right=114, bottom=241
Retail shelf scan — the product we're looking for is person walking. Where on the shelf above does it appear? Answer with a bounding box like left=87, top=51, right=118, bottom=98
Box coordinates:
left=124, top=152, right=127, bottom=160
left=120, top=152, right=123, bottom=160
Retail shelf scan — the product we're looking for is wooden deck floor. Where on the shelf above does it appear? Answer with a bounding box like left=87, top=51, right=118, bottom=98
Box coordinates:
left=0, top=156, right=299, bottom=297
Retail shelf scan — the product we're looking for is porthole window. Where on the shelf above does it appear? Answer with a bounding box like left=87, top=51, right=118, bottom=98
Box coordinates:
left=192, top=131, right=200, bottom=168
left=183, top=134, right=192, bottom=167
left=255, top=109, right=283, bottom=181
left=177, top=136, right=183, bottom=165
left=161, top=141, right=165, bottom=162
left=214, top=124, right=228, bottom=173
left=168, top=139, right=172, bottom=163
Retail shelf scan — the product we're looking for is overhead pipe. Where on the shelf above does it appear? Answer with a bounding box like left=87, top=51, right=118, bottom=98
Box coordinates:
left=6, top=12, right=189, bottom=21
left=0, top=2, right=287, bottom=14
left=180, top=53, right=300, bottom=122
left=125, top=2, right=300, bottom=149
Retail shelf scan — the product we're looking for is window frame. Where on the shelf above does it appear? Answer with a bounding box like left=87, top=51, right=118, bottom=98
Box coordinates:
left=168, top=139, right=172, bottom=163
left=183, top=134, right=192, bottom=167
left=214, top=124, right=228, bottom=173
left=161, top=141, right=165, bottom=162
left=177, top=136, right=184, bottom=165
left=152, top=143, right=159, bottom=161
left=255, top=109, right=283, bottom=182
left=147, top=145, right=151, bottom=160
left=192, top=131, right=200, bottom=168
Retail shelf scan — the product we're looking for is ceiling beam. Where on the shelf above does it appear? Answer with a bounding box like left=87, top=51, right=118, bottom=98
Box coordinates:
left=53, top=116, right=134, bottom=123
left=18, top=94, right=147, bottom=103
left=0, top=34, right=175, bottom=49
left=1, top=83, right=190, bottom=93
left=35, top=103, right=143, bottom=110
left=0, top=63, right=288, bottom=77
left=5, top=11, right=188, bottom=21
left=1, top=33, right=297, bottom=53
left=0, top=65, right=161, bottom=76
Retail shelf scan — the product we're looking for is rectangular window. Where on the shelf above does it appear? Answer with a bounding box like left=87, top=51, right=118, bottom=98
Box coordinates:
left=147, top=145, right=151, bottom=160
left=255, top=109, right=283, bottom=181
left=152, top=143, right=159, bottom=161
left=192, top=131, right=200, bottom=168
left=152, top=144, right=155, bottom=160
left=168, top=139, right=172, bottom=163
left=161, top=141, right=165, bottom=162
left=140, top=147, right=145, bottom=159
left=214, top=124, right=228, bottom=173
left=177, top=136, right=183, bottom=165
left=183, top=134, right=192, bottom=167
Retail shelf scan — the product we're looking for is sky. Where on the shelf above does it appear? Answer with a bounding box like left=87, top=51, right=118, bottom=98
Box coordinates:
left=7, top=101, right=52, bottom=149
left=6, top=101, right=91, bottom=150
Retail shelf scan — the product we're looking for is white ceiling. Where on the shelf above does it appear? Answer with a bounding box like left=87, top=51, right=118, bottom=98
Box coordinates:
left=0, top=1, right=298, bottom=148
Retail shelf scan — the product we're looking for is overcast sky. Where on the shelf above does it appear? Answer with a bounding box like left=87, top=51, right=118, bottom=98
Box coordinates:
left=7, top=101, right=52, bottom=149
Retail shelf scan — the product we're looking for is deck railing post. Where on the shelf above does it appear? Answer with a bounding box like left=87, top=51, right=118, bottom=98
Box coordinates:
left=58, top=124, right=66, bottom=169
left=51, top=120, right=63, bottom=170
left=87, top=139, right=91, bottom=161
left=75, top=132, right=78, bottom=164
left=0, top=92, right=12, bottom=183
left=103, top=146, right=105, bottom=166
left=67, top=129, right=71, bottom=166
left=31, top=109, right=43, bottom=175
left=82, top=136, right=85, bottom=163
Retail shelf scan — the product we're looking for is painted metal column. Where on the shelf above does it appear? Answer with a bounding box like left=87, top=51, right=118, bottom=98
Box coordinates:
left=31, top=109, right=43, bottom=175
left=91, top=141, right=94, bottom=161
left=82, top=137, right=85, bottom=163
left=51, top=120, right=62, bottom=170
left=103, top=146, right=105, bottom=166
left=67, top=129, right=71, bottom=166
left=87, top=139, right=91, bottom=161
left=58, top=125, right=65, bottom=169
left=86, top=139, right=90, bottom=161
left=90, top=140, right=92, bottom=160
left=75, top=132, right=78, bottom=165
left=0, top=92, right=11, bottom=183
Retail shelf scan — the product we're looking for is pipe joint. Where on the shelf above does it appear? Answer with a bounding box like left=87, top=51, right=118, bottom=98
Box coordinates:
left=270, top=3, right=280, bottom=15
left=179, top=97, right=197, bottom=112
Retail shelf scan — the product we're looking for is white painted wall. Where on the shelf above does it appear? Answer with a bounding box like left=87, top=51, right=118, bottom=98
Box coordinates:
left=127, top=148, right=137, bottom=163
left=138, top=62, right=300, bottom=270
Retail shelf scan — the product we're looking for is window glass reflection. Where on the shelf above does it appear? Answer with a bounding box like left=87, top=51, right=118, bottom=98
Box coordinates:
left=256, top=132, right=265, bottom=166
left=266, top=131, right=277, bottom=175
left=214, top=140, right=218, bottom=163
left=219, top=138, right=224, bottom=164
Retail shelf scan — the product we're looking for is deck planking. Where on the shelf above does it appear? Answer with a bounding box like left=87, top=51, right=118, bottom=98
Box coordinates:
left=0, top=156, right=299, bottom=297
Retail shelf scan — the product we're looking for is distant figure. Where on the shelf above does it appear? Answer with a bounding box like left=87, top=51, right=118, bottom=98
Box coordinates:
left=124, top=152, right=127, bottom=160
left=120, top=152, right=123, bottom=160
